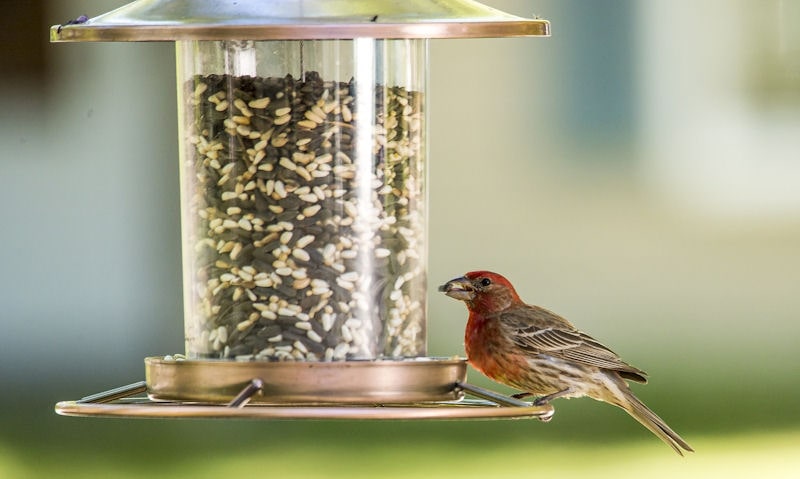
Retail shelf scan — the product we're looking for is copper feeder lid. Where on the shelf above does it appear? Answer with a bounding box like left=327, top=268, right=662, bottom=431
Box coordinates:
left=50, top=0, right=550, bottom=42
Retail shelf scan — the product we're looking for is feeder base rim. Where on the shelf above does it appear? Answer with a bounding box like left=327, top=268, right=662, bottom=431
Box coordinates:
left=55, top=396, right=554, bottom=421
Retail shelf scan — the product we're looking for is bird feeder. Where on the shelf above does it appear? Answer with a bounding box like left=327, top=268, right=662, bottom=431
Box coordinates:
left=52, top=0, right=552, bottom=420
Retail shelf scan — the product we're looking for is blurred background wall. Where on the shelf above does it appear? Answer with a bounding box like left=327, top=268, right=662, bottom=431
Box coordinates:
left=1, top=1, right=798, bottom=478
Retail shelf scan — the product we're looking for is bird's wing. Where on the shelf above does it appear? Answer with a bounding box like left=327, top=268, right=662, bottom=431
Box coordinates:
left=500, top=306, right=648, bottom=383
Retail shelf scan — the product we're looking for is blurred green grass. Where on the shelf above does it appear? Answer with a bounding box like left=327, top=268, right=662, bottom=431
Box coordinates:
left=2, top=379, right=800, bottom=479
left=2, top=411, right=798, bottom=479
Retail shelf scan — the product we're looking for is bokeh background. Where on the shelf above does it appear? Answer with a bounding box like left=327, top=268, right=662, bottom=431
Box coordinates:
left=2, top=0, right=799, bottom=477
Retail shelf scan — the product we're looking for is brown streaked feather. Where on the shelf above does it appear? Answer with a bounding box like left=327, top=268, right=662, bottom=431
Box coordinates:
left=495, top=305, right=648, bottom=383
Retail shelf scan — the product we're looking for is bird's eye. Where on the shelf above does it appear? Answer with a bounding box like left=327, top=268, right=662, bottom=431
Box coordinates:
left=480, top=277, right=492, bottom=287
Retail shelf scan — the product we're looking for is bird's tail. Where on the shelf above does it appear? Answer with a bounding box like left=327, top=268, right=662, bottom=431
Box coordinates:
left=617, top=388, right=694, bottom=456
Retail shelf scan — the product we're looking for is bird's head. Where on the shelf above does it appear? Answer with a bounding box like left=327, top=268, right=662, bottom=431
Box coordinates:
left=438, top=271, right=522, bottom=312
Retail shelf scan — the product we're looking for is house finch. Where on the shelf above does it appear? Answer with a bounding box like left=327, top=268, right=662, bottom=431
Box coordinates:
left=439, top=270, right=693, bottom=455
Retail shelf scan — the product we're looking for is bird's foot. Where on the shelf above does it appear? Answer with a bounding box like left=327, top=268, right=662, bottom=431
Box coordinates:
left=532, top=388, right=573, bottom=406
left=510, top=394, right=552, bottom=406
left=510, top=391, right=557, bottom=421
left=533, top=396, right=550, bottom=406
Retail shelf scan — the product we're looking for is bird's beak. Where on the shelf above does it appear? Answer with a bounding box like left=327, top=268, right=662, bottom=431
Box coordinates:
left=438, top=276, right=475, bottom=302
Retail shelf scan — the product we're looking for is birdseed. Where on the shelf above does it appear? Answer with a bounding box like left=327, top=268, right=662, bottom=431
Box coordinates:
left=180, top=72, right=426, bottom=361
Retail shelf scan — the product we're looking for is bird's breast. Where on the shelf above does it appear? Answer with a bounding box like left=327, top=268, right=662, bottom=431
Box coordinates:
left=464, top=313, right=525, bottom=382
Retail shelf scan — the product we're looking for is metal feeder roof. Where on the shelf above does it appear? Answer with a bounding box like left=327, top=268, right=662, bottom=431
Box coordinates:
left=50, top=0, right=550, bottom=42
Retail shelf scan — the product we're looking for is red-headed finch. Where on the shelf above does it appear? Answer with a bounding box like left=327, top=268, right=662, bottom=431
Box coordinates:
left=439, top=270, right=693, bottom=455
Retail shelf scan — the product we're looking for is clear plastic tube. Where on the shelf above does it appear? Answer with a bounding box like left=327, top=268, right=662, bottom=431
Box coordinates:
left=176, top=39, right=428, bottom=361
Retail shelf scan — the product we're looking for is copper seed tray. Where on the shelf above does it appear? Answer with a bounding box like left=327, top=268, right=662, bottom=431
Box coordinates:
left=145, top=356, right=468, bottom=404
